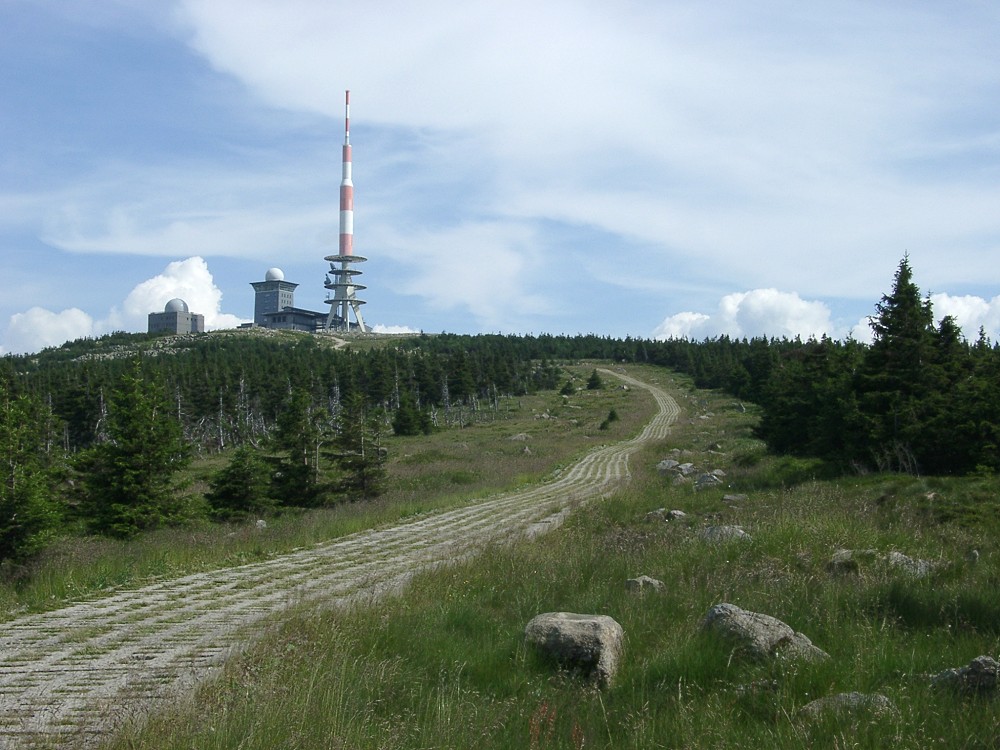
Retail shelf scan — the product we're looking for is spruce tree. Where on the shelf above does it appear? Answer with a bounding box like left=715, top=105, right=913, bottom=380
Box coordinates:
left=79, top=359, right=190, bottom=537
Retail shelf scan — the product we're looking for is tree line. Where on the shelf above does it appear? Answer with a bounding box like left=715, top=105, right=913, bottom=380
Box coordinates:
left=2, top=256, right=997, bottom=563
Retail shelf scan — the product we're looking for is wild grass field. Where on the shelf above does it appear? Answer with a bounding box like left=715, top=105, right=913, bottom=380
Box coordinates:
left=99, top=371, right=1000, bottom=749
left=0, top=364, right=651, bottom=620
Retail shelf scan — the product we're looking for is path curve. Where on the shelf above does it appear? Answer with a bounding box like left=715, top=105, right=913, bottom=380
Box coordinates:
left=0, top=370, right=679, bottom=748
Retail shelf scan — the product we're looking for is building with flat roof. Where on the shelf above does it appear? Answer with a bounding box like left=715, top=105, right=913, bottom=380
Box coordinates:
left=148, top=298, right=205, bottom=335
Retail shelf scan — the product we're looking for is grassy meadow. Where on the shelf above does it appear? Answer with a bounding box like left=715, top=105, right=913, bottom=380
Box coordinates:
left=0, top=364, right=651, bottom=620
left=98, top=370, right=1000, bottom=749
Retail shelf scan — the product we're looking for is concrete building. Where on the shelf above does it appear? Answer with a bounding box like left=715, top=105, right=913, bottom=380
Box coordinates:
left=148, top=299, right=205, bottom=335
left=251, top=267, right=298, bottom=327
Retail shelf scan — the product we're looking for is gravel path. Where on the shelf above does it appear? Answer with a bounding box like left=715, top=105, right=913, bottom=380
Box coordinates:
left=0, top=370, right=679, bottom=748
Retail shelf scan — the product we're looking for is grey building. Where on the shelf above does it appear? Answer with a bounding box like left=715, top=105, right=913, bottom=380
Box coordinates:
left=251, top=268, right=298, bottom=327
left=148, top=299, right=205, bottom=335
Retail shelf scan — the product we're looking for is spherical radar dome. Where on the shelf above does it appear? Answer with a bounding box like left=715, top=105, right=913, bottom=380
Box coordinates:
left=265, top=267, right=285, bottom=281
left=165, top=298, right=189, bottom=313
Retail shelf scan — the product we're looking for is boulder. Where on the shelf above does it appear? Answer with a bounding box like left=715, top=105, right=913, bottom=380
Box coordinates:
left=826, top=549, right=878, bottom=576
left=524, top=612, right=624, bottom=687
left=665, top=510, right=687, bottom=521
left=931, top=655, right=1000, bottom=694
left=885, top=551, right=936, bottom=578
left=700, top=603, right=829, bottom=663
left=694, top=473, right=724, bottom=491
left=656, top=459, right=680, bottom=473
left=699, top=525, right=751, bottom=543
left=799, top=692, right=896, bottom=720
left=625, top=575, right=666, bottom=594
left=645, top=508, right=667, bottom=522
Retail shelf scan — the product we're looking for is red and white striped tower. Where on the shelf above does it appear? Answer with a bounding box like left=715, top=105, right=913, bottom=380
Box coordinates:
left=324, top=89, right=368, bottom=332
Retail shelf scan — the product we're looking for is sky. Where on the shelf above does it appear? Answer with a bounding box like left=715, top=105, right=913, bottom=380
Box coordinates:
left=2, top=0, right=1000, bottom=354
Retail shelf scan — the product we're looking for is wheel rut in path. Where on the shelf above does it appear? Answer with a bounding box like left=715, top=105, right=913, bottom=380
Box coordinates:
left=0, top=370, right=680, bottom=748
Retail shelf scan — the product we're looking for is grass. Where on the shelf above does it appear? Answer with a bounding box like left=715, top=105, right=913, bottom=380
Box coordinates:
left=0, top=364, right=653, bottom=620
left=100, top=372, right=1000, bottom=749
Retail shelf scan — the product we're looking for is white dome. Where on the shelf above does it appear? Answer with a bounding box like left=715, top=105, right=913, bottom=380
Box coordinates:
left=165, top=298, right=189, bottom=313
left=265, top=267, right=285, bottom=281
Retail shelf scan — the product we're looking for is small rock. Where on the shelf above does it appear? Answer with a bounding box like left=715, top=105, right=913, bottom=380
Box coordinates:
left=665, top=509, right=687, bottom=521
left=799, top=692, right=896, bottom=720
left=711, top=469, right=727, bottom=478
left=826, top=548, right=878, bottom=576
left=932, top=655, right=1000, bottom=694
left=524, top=612, right=624, bottom=688
left=694, top=473, right=723, bottom=491
left=722, top=494, right=748, bottom=503
left=699, top=526, right=751, bottom=543
left=254, top=519, right=267, bottom=530
left=656, top=459, right=680, bottom=473
left=645, top=508, right=667, bottom=522
left=886, top=551, right=936, bottom=578
left=678, top=462, right=697, bottom=475
left=509, top=432, right=530, bottom=442
left=625, top=575, right=666, bottom=594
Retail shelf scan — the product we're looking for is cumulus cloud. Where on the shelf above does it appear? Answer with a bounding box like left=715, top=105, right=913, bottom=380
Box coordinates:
left=3, top=307, right=96, bottom=355
left=372, top=324, right=422, bottom=335
left=1, top=257, right=247, bottom=355
left=653, top=289, right=836, bottom=341
left=931, top=293, right=1000, bottom=342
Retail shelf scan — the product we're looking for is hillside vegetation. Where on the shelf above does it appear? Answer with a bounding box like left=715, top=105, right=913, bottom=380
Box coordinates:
left=103, top=373, right=1000, bottom=749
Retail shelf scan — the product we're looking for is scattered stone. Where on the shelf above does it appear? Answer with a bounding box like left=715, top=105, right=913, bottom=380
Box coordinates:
left=656, top=459, right=680, bottom=473
left=700, top=603, right=829, bottom=663
left=966, top=549, right=980, bottom=564
left=885, top=551, right=936, bottom=578
left=711, top=469, right=727, bottom=478
left=699, top=525, right=751, bottom=543
left=798, top=692, right=896, bottom=720
left=254, top=519, right=267, bottom=530
left=509, top=432, right=530, bottom=442
left=522, top=445, right=532, bottom=455
left=932, top=655, right=1000, bottom=694
left=672, top=475, right=690, bottom=486
left=694, top=473, right=723, bottom=491
left=524, top=612, right=624, bottom=687
left=625, top=575, right=666, bottom=594
left=826, top=549, right=878, bottom=576
left=678, top=462, right=697, bottom=475
left=665, top=510, right=687, bottom=521
left=722, top=494, right=748, bottom=503
left=645, top=508, right=667, bottom=522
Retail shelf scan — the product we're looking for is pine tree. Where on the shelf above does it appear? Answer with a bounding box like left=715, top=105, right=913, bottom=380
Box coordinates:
left=859, top=256, right=937, bottom=471
left=0, top=386, right=62, bottom=561
left=79, top=359, right=190, bottom=537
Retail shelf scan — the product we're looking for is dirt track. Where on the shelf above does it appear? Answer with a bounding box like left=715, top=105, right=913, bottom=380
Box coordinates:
left=0, top=370, right=679, bottom=748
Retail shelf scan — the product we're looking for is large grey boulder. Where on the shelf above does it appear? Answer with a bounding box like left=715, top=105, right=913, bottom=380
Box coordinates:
left=524, top=612, right=624, bottom=687
left=700, top=603, right=829, bottom=663
left=799, top=692, right=896, bottom=720
left=932, top=655, right=1000, bottom=694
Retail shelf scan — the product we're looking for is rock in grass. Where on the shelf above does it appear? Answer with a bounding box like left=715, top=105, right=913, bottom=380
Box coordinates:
left=799, top=692, right=896, bottom=720
left=932, top=655, right=1000, bottom=694
left=665, top=509, right=687, bottom=521
left=524, top=612, right=624, bottom=688
left=625, top=575, right=666, bottom=594
left=700, top=603, right=829, bottom=663
left=885, top=551, right=937, bottom=578
left=699, top=525, right=751, bottom=543
left=645, top=508, right=667, bottom=522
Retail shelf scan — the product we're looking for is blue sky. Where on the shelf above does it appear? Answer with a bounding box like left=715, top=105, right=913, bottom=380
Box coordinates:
left=2, top=0, right=999, bottom=354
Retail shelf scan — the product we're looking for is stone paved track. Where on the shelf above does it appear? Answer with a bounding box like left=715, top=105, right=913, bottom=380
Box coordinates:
left=0, top=370, right=679, bottom=748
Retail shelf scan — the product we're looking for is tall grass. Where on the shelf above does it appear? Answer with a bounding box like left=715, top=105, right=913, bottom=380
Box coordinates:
left=104, top=378, right=1000, bottom=749
left=0, top=364, right=654, bottom=620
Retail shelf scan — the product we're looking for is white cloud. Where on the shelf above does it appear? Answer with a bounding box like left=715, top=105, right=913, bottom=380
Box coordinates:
left=3, top=307, right=96, bottom=355
left=653, top=289, right=835, bottom=341
left=106, top=257, right=246, bottom=332
left=1, top=257, right=247, bottom=354
left=372, top=324, right=422, bottom=335
left=931, top=293, right=1000, bottom=342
